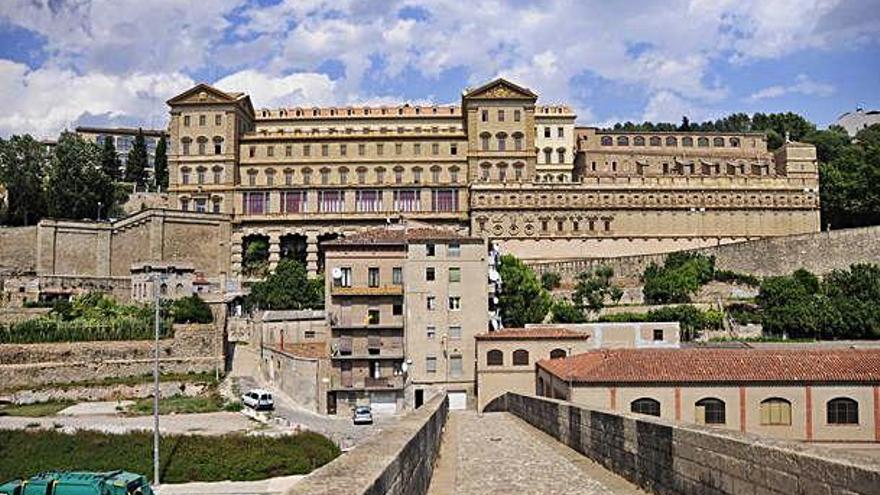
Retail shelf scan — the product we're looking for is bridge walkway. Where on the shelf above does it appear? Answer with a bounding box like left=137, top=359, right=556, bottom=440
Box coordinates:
left=427, top=410, right=646, bottom=495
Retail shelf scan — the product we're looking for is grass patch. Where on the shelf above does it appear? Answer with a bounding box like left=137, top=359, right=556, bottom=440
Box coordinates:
left=0, top=401, right=74, bottom=417
left=0, top=429, right=340, bottom=482
left=125, top=393, right=228, bottom=416
left=1, top=371, right=218, bottom=394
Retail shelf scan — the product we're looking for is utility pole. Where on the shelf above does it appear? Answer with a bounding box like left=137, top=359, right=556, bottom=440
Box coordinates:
left=152, top=272, right=164, bottom=487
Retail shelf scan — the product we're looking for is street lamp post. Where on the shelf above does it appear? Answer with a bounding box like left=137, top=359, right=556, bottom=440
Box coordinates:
left=151, top=272, right=165, bottom=487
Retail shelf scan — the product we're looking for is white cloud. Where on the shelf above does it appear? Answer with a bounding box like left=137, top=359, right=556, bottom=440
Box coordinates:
left=214, top=70, right=337, bottom=108
left=747, top=74, right=835, bottom=101
left=0, top=60, right=192, bottom=137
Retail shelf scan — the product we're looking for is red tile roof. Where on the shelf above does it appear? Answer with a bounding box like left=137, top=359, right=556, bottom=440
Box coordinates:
left=476, top=327, right=590, bottom=340
left=324, top=225, right=479, bottom=246
left=537, top=348, right=880, bottom=384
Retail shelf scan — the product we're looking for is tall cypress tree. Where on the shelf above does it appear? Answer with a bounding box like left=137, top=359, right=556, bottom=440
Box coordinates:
left=153, top=136, right=168, bottom=191
left=100, top=136, right=121, bottom=181
left=125, top=128, right=148, bottom=189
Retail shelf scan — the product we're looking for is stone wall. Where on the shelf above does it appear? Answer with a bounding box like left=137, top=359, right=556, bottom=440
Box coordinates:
left=492, top=393, right=880, bottom=495
left=529, top=226, right=880, bottom=285
left=0, top=226, right=37, bottom=273
left=259, top=346, right=325, bottom=413
left=287, top=394, right=448, bottom=495
left=0, top=323, right=223, bottom=390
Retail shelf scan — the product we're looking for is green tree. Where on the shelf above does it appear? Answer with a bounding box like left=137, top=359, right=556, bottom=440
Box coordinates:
left=247, top=259, right=324, bottom=311
left=100, top=137, right=121, bottom=181
left=45, top=132, right=114, bottom=221
left=549, top=298, right=586, bottom=323
left=170, top=295, right=214, bottom=324
left=642, top=253, right=715, bottom=304
left=540, top=271, right=561, bottom=291
left=153, top=136, right=168, bottom=191
left=0, top=135, right=47, bottom=226
left=124, top=129, right=149, bottom=189
left=756, top=269, right=821, bottom=338
left=242, top=237, right=270, bottom=277
left=571, top=265, right=622, bottom=315
left=497, top=254, right=551, bottom=327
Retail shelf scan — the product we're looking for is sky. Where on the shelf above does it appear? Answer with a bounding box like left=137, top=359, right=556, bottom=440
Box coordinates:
left=0, top=0, right=878, bottom=138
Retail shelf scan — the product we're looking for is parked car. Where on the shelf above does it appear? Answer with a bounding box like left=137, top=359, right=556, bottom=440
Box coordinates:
left=241, top=389, right=274, bottom=411
left=352, top=406, right=373, bottom=425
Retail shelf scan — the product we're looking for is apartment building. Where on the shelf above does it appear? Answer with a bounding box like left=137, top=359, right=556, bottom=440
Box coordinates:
left=322, top=223, right=488, bottom=415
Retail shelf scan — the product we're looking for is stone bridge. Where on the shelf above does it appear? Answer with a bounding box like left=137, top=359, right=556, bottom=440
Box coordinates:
left=287, top=393, right=880, bottom=495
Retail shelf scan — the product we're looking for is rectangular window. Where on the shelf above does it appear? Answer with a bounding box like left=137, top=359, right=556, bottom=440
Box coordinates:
left=340, top=144, right=347, bottom=156
left=182, top=140, right=190, bottom=155
left=194, top=198, right=206, bottom=213
left=215, top=114, right=222, bottom=126
left=393, top=189, right=420, bottom=212
left=197, top=169, right=206, bottom=184
left=449, top=355, right=462, bottom=377
left=303, top=144, right=311, bottom=157
left=304, top=330, right=316, bottom=339
left=426, top=356, right=437, bottom=373
left=557, top=127, right=564, bottom=138
left=358, top=143, right=365, bottom=155
left=427, top=326, right=436, bottom=339
left=367, top=267, right=380, bottom=288
left=284, top=171, right=293, bottom=185
left=414, top=143, right=421, bottom=155
left=212, top=200, right=221, bottom=213
left=199, top=115, right=206, bottom=126
left=321, top=144, right=329, bottom=157
left=432, top=168, right=441, bottom=183
left=394, top=169, right=403, bottom=184
left=367, top=309, right=380, bottom=325
left=183, top=115, right=190, bottom=126
left=450, top=143, right=457, bottom=155
left=281, top=190, right=307, bottom=213
left=339, top=267, right=352, bottom=287
left=448, top=296, right=461, bottom=311
left=481, top=109, right=488, bottom=122
left=431, top=189, right=458, bottom=212
left=432, top=143, right=439, bottom=155
left=448, top=242, right=460, bottom=257
left=355, top=189, right=383, bottom=212
left=213, top=169, right=222, bottom=184
left=393, top=303, right=403, bottom=316
left=317, top=190, right=344, bottom=212
left=392, top=267, right=402, bottom=285
left=425, top=267, right=435, bottom=281
left=448, top=267, right=461, bottom=283
left=544, top=127, right=551, bottom=138
left=243, top=192, right=269, bottom=215
left=427, top=296, right=436, bottom=310
left=448, top=325, right=461, bottom=339
left=180, top=198, right=189, bottom=211
left=248, top=146, right=256, bottom=158
left=653, top=329, right=664, bottom=341
left=376, top=143, right=384, bottom=156
left=413, top=168, right=422, bottom=183
left=284, top=145, right=292, bottom=157
left=426, top=243, right=435, bottom=256
left=514, top=110, right=521, bottom=122
left=498, top=109, right=505, bottom=122
left=395, top=143, right=403, bottom=155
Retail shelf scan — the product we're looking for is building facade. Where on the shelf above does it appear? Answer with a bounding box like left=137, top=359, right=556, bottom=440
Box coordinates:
left=76, top=126, right=168, bottom=174
left=322, top=224, right=488, bottom=414
left=536, top=348, right=880, bottom=442
left=835, top=108, right=880, bottom=137
left=165, top=78, right=820, bottom=275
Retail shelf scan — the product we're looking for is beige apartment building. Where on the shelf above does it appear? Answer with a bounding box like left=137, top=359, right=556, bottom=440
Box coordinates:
left=536, top=348, right=880, bottom=443
left=164, top=78, right=820, bottom=275
left=322, top=223, right=488, bottom=414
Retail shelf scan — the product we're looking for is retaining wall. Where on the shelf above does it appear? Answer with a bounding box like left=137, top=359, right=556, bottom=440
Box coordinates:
left=529, top=226, right=880, bottom=285
left=287, top=394, right=448, bottom=495
left=0, top=323, right=223, bottom=390
left=492, top=393, right=880, bottom=495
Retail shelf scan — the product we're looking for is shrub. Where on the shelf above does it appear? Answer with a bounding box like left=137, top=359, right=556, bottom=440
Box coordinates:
left=170, top=295, right=213, bottom=324
left=540, top=272, right=561, bottom=291
left=725, top=303, right=762, bottom=325
left=599, top=304, right=723, bottom=340
left=714, top=270, right=761, bottom=287
left=642, top=253, right=716, bottom=304
left=549, top=298, right=586, bottom=323
left=247, top=259, right=324, bottom=311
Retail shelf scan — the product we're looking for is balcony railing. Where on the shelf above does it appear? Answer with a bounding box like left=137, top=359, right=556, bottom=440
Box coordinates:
left=330, top=375, right=404, bottom=391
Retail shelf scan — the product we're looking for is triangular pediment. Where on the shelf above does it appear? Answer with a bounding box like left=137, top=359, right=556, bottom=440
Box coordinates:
left=167, top=83, right=240, bottom=106
left=464, top=78, right=537, bottom=100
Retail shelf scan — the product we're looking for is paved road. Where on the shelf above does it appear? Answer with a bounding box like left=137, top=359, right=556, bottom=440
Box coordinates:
left=428, top=411, right=646, bottom=495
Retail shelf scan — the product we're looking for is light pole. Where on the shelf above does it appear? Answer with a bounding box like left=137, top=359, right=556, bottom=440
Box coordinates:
left=151, top=272, right=166, bottom=487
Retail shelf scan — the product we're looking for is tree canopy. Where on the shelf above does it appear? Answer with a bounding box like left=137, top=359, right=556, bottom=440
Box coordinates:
left=0, top=135, right=47, bottom=226
left=153, top=136, right=168, bottom=191
left=46, top=132, right=116, bottom=221
left=246, top=259, right=324, bottom=311
left=497, top=254, right=551, bottom=327
left=124, top=129, right=149, bottom=189
left=642, top=253, right=715, bottom=304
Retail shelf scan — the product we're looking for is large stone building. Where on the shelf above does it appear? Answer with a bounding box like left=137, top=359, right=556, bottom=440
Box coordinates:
left=322, top=223, right=488, bottom=414
left=165, top=78, right=820, bottom=274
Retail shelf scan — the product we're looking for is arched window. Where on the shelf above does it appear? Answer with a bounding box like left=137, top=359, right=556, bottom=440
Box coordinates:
left=549, top=348, right=566, bottom=359
left=543, top=147, right=553, bottom=164
left=496, top=132, right=507, bottom=151
left=633, top=136, right=645, bottom=146
left=497, top=163, right=507, bottom=182
left=713, top=137, right=725, bottom=147
left=827, top=398, right=859, bottom=425
left=557, top=148, right=566, bottom=164
left=665, top=136, right=677, bottom=147
left=480, top=132, right=491, bottom=151
left=601, top=136, right=613, bottom=146
left=617, top=136, right=629, bottom=146
left=180, top=167, right=191, bottom=185
left=695, top=398, right=726, bottom=425
left=159, top=283, right=168, bottom=296
left=682, top=137, right=693, bottom=147
left=196, top=166, right=206, bottom=184
left=649, top=136, right=661, bottom=146
left=181, top=137, right=192, bottom=155
left=197, top=136, right=207, bottom=155
left=631, top=398, right=661, bottom=417
left=213, top=136, right=224, bottom=155
left=760, top=398, right=792, bottom=425
left=730, top=137, right=740, bottom=147
left=697, top=137, right=709, bottom=147
left=512, top=349, right=529, bottom=366
left=487, top=349, right=503, bottom=366
left=513, top=132, right=524, bottom=151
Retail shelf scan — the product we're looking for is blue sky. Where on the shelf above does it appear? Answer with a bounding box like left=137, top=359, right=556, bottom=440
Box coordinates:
left=1, top=0, right=878, bottom=137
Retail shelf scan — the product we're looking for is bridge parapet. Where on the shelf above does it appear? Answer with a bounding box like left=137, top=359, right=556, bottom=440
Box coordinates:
left=491, top=393, right=880, bottom=495
left=287, top=394, right=448, bottom=495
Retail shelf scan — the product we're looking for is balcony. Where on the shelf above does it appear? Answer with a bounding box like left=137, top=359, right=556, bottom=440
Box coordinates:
left=331, top=336, right=404, bottom=360
left=329, top=375, right=405, bottom=391
left=330, top=285, right=404, bottom=297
